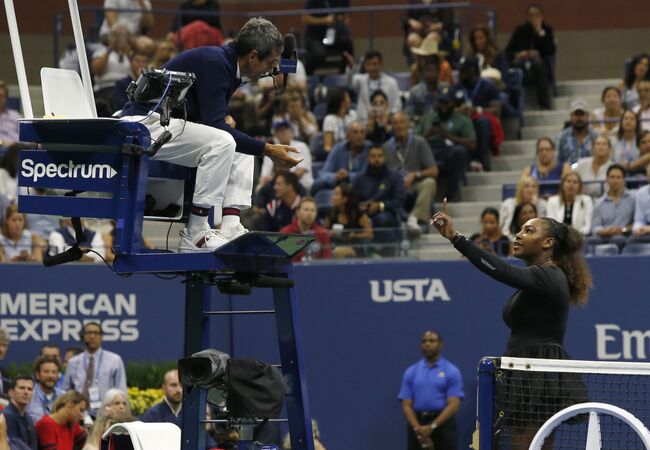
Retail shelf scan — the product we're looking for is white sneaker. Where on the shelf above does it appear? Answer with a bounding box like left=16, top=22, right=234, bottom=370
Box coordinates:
left=179, top=228, right=229, bottom=253
left=406, top=215, right=422, bottom=238
left=221, top=222, right=249, bottom=241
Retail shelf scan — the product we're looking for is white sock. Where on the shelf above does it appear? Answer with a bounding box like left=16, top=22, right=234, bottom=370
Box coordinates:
left=187, top=214, right=209, bottom=233
left=221, top=214, right=241, bottom=234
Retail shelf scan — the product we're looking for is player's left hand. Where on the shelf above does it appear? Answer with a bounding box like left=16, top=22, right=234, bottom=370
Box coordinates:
left=264, top=143, right=303, bottom=169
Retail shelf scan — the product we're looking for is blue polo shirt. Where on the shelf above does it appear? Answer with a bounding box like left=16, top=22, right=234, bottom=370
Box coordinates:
left=398, top=357, right=464, bottom=412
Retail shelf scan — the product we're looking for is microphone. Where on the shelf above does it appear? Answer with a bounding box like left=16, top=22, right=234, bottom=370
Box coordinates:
left=280, top=33, right=297, bottom=91
left=43, top=246, right=85, bottom=267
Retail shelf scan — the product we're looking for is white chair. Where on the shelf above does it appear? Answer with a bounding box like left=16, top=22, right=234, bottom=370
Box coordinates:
left=40, top=67, right=95, bottom=118
left=102, top=421, right=181, bottom=450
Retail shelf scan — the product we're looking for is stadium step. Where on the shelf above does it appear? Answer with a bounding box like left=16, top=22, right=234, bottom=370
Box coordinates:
left=521, top=125, right=561, bottom=141
left=466, top=170, right=521, bottom=186
left=552, top=93, right=601, bottom=111
left=492, top=154, right=531, bottom=171
left=444, top=201, right=498, bottom=217
left=501, top=140, right=536, bottom=156
left=461, top=184, right=503, bottom=202
left=523, top=109, right=569, bottom=127
left=555, top=79, right=619, bottom=97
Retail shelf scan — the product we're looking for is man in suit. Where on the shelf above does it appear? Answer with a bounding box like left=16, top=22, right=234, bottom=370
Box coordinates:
left=121, top=18, right=301, bottom=252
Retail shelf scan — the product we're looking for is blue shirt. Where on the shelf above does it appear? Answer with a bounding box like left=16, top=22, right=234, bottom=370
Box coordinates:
left=453, top=78, right=500, bottom=109
left=62, top=348, right=127, bottom=415
left=398, top=357, right=464, bottom=412
left=25, top=384, right=64, bottom=425
left=556, top=127, right=598, bottom=164
left=3, top=403, right=37, bottom=450
left=633, top=185, right=650, bottom=232
left=312, top=140, right=371, bottom=192
left=592, top=189, right=636, bottom=234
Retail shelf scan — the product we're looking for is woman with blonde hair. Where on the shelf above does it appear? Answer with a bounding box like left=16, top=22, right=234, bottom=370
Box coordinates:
left=499, top=175, right=547, bottom=237
left=82, top=412, right=135, bottom=450
left=546, top=171, right=593, bottom=235
left=574, top=134, right=613, bottom=197
left=0, top=205, right=45, bottom=263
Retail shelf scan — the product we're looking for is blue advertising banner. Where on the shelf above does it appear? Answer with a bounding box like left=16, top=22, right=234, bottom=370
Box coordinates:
left=1, top=256, right=648, bottom=449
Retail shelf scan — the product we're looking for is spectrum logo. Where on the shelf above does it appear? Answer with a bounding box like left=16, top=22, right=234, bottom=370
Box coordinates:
left=21, top=159, right=118, bottom=182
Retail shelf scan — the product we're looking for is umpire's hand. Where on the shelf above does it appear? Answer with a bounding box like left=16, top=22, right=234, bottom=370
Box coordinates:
left=264, top=143, right=303, bottom=169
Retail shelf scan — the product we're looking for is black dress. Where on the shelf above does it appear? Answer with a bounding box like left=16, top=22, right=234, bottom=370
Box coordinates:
left=453, top=236, right=587, bottom=433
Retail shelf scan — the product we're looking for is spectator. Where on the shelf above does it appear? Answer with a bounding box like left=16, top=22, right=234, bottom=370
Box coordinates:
left=0, top=194, right=10, bottom=225
left=275, top=91, right=318, bottom=143
left=556, top=99, right=598, bottom=164
left=470, top=207, right=511, bottom=257
left=547, top=171, right=593, bottom=235
left=48, top=219, right=106, bottom=264
left=0, top=205, right=45, bottom=263
left=505, top=4, right=555, bottom=110
left=353, top=145, right=405, bottom=248
left=0, top=415, right=9, bottom=450
left=261, top=172, right=302, bottom=232
left=62, top=322, right=127, bottom=417
left=612, top=109, right=640, bottom=170
left=26, top=356, right=64, bottom=425
left=409, top=37, right=454, bottom=87
left=256, top=83, right=282, bottom=137
left=282, top=419, right=327, bottom=450
left=113, top=52, right=150, bottom=114
left=140, top=369, right=182, bottom=424
left=507, top=201, right=538, bottom=241
left=35, top=390, right=87, bottom=450
left=302, top=0, right=354, bottom=75
left=151, top=39, right=177, bottom=69
left=454, top=56, right=502, bottom=171
left=39, top=345, right=64, bottom=390
left=260, top=120, right=313, bottom=192
left=405, top=56, right=446, bottom=125
left=98, top=389, right=131, bottom=419
left=323, top=183, right=373, bottom=258
left=467, top=25, right=508, bottom=75
left=499, top=175, right=547, bottom=238
left=346, top=50, right=401, bottom=123
left=98, top=0, right=153, bottom=39
left=63, top=347, right=83, bottom=373
left=403, top=0, right=453, bottom=65
left=0, top=329, right=10, bottom=394
left=398, top=330, right=463, bottom=450
left=365, top=90, right=392, bottom=144
left=91, top=25, right=133, bottom=116
left=384, top=111, right=438, bottom=232
left=523, top=137, right=570, bottom=198
left=590, top=164, right=635, bottom=246
left=83, top=413, right=134, bottom=450
left=591, top=86, right=623, bottom=137
left=0, top=82, right=20, bottom=150
left=3, top=376, right=37, bottom=450
left=632, top=163, right=650, bottom=241
left=312, top=121, right=370, bottom=193
left=415, top=86, right=473, bottom=201
left=619, top=53, right=650, bottom=109
left=629, top=130, right=650, bottom=177
left=574, top=135, right=613, bottom=197
left=173, top=0, right=222, bottom=33
left=23, top=190, right=61, bottom=243
left=0, top=145, right=19, bottom=202
left=633, top=79, right=650, bottom=131
left=280, top=197, right=332, bottom=262
left=132, top=35, right=156, bottom=59
left=322, top=87, right=357, bottom=154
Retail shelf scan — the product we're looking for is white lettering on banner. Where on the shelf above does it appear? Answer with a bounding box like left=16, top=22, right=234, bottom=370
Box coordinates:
left=370, top=278, right=451, bottom=303
left=21, top=159, right=117, bottom=182
left=596, top=324, right=650, bottom=360
left=0, top=292, right=139, bottom=343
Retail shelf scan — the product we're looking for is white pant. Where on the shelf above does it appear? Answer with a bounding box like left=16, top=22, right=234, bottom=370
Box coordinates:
left=126, top=114, right=254, bottom=210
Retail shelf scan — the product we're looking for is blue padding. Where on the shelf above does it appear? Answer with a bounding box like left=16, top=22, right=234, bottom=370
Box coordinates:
left=322, top=74, right=348, bottom=88
left=19, top=119, right=151, bottom=148
left=18, top=195, right=117, bottom=219
left=621, top=243, right=650, bottom=255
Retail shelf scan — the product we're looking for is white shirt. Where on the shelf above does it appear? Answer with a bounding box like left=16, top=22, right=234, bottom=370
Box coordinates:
left=92, top=45, right=132, bottom=91
left=99, top=0, right=152, bottom=38
left=499, top=197, right=547, bottom=240
left=573, top=157, right=612, bottom=197
left=323, top=110, right=358, bottom=145
left=48, top=226, right=106, bottom=263
left=546, top=194, right=594, bottom=235
left=0, top=168, right=17, bottom=202
left=260, top=139, right=313, bottom=190
left=350, top=72, right=401, bottom=123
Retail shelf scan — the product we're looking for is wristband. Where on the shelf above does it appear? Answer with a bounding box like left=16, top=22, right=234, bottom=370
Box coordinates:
left=451, top=232, right=462, bottom=245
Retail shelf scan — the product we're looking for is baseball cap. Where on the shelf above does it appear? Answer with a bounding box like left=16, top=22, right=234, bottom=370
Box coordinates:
left=569, top=98, right=589, bottom=113
left=272, top=119, right=292, bottom=131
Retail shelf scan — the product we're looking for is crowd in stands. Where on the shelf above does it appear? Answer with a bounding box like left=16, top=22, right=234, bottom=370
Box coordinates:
left=0, top=1, right=650, bottom=260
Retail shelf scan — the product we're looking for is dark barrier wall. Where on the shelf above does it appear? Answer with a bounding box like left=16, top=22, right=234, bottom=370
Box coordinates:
left=1, top=256, right=648, bottom=449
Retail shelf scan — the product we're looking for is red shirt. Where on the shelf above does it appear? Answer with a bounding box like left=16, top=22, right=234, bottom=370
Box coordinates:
left=35, top=415, right=86, bottom=450
left=280, top=218, right=332, bottom=262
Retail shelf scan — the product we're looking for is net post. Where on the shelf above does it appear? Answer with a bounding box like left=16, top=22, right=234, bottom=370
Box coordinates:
left=477, top=356, right=496, bottom=450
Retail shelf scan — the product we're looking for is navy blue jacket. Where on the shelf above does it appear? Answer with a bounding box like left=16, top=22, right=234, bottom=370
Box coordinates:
left=140, top=401, right=218, bottom=448
left=352, top=166, right=405, bottom=216
left=3, top=403, right=37, bottom=450
left=122, top=44, right=265, bottom=156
